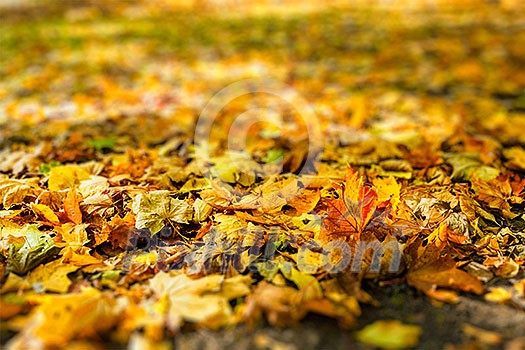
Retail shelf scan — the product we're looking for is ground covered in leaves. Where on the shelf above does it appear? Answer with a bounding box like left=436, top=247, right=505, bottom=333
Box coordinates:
left=1, top=1, right=525, bottom=349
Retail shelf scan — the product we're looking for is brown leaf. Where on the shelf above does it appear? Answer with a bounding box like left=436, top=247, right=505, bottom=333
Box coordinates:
left=405, top=224, right=484, bottom=301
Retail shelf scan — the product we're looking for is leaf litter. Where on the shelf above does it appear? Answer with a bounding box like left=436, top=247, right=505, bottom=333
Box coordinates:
left=0, top=0, right=525, bottom=348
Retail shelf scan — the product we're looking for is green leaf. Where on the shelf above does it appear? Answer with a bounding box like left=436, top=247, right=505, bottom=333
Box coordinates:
left=39, top=161, right=62, bottom=174
left=263, top=149, right=283, bottom=164
left=7, top=225, right=59, bottom=276
left=445, top=153, right=499, bottom=181
left=86, top=137, right=116, bottom=151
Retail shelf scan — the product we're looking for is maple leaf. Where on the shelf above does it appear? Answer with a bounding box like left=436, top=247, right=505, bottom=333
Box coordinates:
left=55, top=223, right=103, bottom=266
left=7, top=225, right=59, bottom=276
left=106, top=212, right=138, bottom=249
left=471, top=175, right=524, bottom=219
left=132, top=190, right=192, bottom=235
left=321, top=169, right=379, bottom=240
left=372, top=176, right=400, bottom=211
left=57, top=223, right=91, bottom=251
left=285, top=189, right=320, bottom=215
left=405, top=223, right=484, bottom=302
left=211, top=153, right=256, bottom=186
left=148, top=272, right=252, bottom=330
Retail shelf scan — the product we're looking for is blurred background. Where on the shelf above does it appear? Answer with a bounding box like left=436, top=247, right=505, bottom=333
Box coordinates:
left=1, top=0, right=525, bottom=154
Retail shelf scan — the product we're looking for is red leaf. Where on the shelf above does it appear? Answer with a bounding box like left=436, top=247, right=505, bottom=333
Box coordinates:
left=321, top=169, right=378, bottom=241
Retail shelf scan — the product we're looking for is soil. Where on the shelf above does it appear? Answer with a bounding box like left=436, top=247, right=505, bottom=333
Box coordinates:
left=173, top=283, right=525, bottom=349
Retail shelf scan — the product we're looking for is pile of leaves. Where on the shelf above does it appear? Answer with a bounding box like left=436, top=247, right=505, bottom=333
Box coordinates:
left=1, top=0, right=524, bottom=348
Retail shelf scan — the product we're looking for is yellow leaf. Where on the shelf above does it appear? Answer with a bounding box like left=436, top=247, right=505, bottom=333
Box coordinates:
left=484, top=287, right=513, bottom=303
left=132, top=252, right=158, bottom=266
left=148, top=272, right=251, bottom=330
left=31, top=203, right=60, bottom=225
left=58, top=223, right=91, bottom=250
left=372, top=176, right=400, bottom=209
left=503, top=146, right=525, bottom=171
left=48, top=165, right=90, bottom=191
left=355, top=320, right=421, bottom=349
left=0, top=273, right=29, bottom=294
left=61, top=248, right=103, bottom=267
left=348, top=95, right=368, bottom=129
left=462, top=324, right=502, bottom=345
left=192, top=198, right=213, bottom=223
left=11, top=288, right=121, bottom=347
left=27, top=260, right=78, bottom=293
left=132, top=190, right=192, bottom=235
left=514, top=280, right=525, bottom=298
left=405, top=229, right=484, bottom=301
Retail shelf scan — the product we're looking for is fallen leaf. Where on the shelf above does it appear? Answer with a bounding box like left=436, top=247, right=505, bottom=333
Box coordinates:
left=27, top=259, right=78, bottom=293
left=321, top=169, right=379, bottom=240
left=48, top=165, right=91, bottom=191
left=0, top=179, right=37, bottom=209
left=8, top=287, right=121, bottom=347
left=132, top=190, right=192, bottom=235
left=484, top=287, right=513, bottom=303
left=355, top=320, right=421, bottom=349
left=31, top=203, right=60, bottom=225
left=148, top=272, right=252, bottom=330
left=7, top=225, right=59, bottom=275
left=405, top=224, right=484, bottom=301
left=445, top=153, right=499, bottom=181
left=462, top=323, right=502, bottom=345
left=64, top=189, right=83, bottom=225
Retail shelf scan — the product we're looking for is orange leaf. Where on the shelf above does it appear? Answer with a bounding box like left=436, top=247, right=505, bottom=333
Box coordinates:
left=405, top=224, right=484, bottom=301
left=64, top=189, right=83, bottom=225
left=321, top=169, right=379, bottom=241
